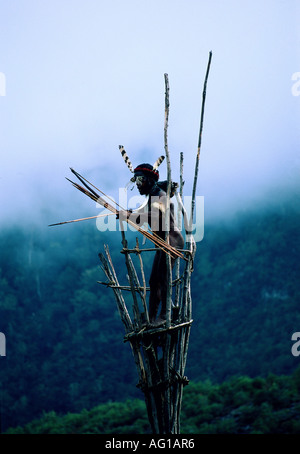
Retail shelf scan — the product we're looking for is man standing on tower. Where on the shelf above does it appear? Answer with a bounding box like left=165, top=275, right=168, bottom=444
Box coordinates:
left=118, top=151, right=184, bottom=326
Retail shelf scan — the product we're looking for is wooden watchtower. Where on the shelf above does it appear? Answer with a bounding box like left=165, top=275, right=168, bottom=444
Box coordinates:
left=98, top=56, right=212, bottom=434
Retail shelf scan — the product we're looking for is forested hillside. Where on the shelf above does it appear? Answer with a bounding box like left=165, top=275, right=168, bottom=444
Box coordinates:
left=6, top=369, right=300, bottom=434
left=0, top=194, right=299, bottom=432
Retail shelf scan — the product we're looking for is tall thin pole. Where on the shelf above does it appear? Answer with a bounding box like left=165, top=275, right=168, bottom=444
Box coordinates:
left=163, top=73, right=172, bottom=431
left=163, top=73, right=172, bottom=329
left=190, top=51, right=212, bottom=234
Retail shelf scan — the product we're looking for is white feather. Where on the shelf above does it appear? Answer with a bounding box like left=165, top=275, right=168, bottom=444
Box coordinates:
left=153, top=155, right=165, bottom=170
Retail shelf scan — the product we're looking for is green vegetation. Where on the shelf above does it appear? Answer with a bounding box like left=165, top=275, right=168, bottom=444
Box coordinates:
left=0, top=193, right=299, bottom=432
left=189, top=199, right=300, bottom=382
left=5, top=399, right=150, bottom=434
left=6, top=368, right=300, bottom=434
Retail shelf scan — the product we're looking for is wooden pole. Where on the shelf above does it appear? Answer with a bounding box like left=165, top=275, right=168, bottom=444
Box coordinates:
left=189, top=51, right=212, bottom=236
left=163, top=73, right=173, bottom=330
left=163, top=73, right=173, bottom=430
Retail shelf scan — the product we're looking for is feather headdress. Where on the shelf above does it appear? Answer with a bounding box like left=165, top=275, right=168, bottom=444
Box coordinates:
left=119, top=145, right=165, bottom=178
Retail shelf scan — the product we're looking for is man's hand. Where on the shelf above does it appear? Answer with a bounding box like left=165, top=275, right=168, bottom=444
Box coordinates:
left=116, top=209, right=132, bottom=220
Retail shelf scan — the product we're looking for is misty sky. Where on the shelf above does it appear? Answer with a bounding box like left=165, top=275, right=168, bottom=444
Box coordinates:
left=0, top=0, right=299, bottom=225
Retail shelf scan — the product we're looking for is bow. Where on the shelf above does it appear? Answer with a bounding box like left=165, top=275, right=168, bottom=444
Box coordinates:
left=50, top=167, right=185, bottom=261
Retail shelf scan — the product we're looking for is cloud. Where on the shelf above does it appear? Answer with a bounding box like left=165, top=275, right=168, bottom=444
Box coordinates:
left=0, top=0, right=299, bottom=224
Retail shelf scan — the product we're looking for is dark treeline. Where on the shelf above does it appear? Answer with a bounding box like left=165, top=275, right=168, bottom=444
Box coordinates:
left=0, top=193, right=299, bottom=432
left=6, top=369, right=300, bottom=434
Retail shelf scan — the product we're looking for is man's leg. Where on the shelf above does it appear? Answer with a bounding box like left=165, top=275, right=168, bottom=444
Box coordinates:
left=159, top=256, right=176, bottom=321
left=149, top=251, right=162, bottom=323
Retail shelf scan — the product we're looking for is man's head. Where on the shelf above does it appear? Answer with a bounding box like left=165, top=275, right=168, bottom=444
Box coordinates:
left=133, top=163, right=159, bottom=195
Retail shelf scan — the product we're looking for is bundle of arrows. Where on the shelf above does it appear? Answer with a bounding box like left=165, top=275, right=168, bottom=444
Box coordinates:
left=49, top=168, right=185, bottom=261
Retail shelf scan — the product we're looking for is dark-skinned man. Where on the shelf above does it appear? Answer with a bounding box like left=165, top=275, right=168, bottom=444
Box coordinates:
left=118, top=163, right=184, bottom=326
